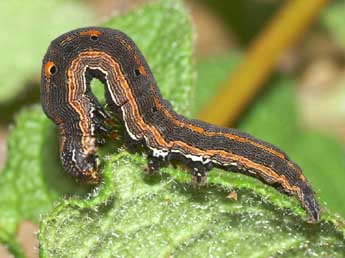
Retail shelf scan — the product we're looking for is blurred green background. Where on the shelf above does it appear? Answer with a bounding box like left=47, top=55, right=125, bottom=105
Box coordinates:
left=1, top=0, right=345, bottom=257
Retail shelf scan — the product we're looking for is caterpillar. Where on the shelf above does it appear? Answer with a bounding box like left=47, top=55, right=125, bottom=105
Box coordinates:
left=41, top=27, right=320, bottom=223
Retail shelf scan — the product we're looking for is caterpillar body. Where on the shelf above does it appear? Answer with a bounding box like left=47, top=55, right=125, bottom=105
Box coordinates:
left=41, top=27, right=320, bottom=222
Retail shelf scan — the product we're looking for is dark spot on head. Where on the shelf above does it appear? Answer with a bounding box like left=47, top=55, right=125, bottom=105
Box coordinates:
left=90, top=34, right=99, bottom=41
left=151, top=106, right=158, bottom=113
left=134, top=68, right=141, bottom=76
left=50, top=65, right=57, bottom=75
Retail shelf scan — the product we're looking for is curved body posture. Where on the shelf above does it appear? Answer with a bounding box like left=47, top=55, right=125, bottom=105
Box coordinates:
left=41, top=27, right=320, bottom=222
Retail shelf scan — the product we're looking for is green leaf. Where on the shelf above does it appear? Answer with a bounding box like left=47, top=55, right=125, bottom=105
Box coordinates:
left=0, top=0, right=95, bottom=103
left=40, top=153, right=345, bottom=257
left=0, top=106, right=89, bottom=254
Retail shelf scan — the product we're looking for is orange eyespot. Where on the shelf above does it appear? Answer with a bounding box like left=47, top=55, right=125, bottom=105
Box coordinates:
left=45, top=61, right=57, bottom=78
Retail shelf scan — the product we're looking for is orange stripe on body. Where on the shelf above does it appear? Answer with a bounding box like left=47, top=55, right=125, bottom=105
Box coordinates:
left=161, top=105, right=305, bottom=181
left=66, top=50, right=303, bottom=198
left=67, top=56, right=94, bottom=153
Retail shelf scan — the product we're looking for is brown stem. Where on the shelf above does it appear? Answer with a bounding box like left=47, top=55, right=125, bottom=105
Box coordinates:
left=198, top=0, right=329, bottom=126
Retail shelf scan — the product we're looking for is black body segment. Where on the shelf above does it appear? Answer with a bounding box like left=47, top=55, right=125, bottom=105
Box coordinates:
left=41, top=27, right=320, bottom=222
